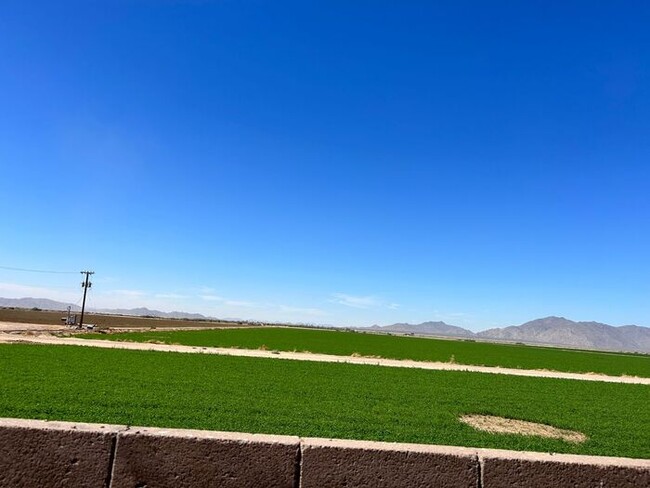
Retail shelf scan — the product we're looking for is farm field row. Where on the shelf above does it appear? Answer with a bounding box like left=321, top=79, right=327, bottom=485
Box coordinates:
left=0, top=307, right=250, bottom=329
left=0, top=344, right=648, bottom=459
left=81, top=326, right=650, bottom=378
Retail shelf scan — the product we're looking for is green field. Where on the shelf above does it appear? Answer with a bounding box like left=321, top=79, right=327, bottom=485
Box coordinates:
left=81, top=327, right=650, bottom=377
left=1, top=344, right=648, bottom=459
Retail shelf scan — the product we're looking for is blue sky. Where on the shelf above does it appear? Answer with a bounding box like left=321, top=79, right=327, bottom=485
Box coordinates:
left=1, top=1, right=649, bottom=329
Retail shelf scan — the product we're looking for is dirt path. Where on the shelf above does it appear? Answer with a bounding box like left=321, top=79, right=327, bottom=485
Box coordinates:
left=0, top=322, right=68, bottom=332
left=1, top=333, right=648, bottom=385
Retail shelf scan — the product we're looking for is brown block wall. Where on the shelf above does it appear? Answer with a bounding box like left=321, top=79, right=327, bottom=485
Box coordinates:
left=479, top=449, right=650, bottom=488
left=300, top=438, right=479, bottom=488
left=0, top=418, right=121, bottom=488
left=110, top=427, right=299, bottom=488
left=0, top=418, right=649, bottom=487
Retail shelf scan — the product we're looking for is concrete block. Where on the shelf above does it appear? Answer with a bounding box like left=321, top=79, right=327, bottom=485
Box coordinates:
left=299, top=438, right=479, bottom=488
left=110, top=427, right=300, bottom=488
left=480, top=449, right=650, bottom=488
left=0, top=417, right=121, bottom=488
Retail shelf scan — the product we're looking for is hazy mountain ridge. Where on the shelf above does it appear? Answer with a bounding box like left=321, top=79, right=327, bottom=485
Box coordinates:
left=374, top=316, right=650, bottom=353
left=478, top=316, right=650, bottom=353
left=370, top=321, right=474, bottom=337
left=0, top=297, right=211, bottom=320
left=96, top=307, right=209, bottom=320
left=0, top=297, right=81, bottom=311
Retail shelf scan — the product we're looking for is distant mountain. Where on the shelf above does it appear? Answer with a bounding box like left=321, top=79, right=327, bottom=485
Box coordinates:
left=95, top=307, right=210, bottom=320
left=616, top=325, right=650, bottom=352
left=0, top=297, right=211, bottom=321
left=369, top=316, right=650, bottom=353
left=369, top=321, right=475, bottom=337
left=0, top=297, right=80, bottom=311
left=478, top=316, right=650, bottom=353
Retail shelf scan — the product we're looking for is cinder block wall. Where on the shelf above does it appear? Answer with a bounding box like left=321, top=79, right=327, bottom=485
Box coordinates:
left=1, top=418, right=648, bottom=487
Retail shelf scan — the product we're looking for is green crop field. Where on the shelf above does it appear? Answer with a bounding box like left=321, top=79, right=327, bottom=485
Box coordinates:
left=1, top=344, right=648, bottom=459
left=80, top=326, right=650, bottom=377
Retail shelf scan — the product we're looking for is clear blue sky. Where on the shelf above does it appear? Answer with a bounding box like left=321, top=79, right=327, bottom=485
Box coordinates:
left=1, top=1, right=649, bottom=329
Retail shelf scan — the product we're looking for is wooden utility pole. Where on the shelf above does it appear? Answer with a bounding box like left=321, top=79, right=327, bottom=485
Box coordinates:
left=79, top=270, right=94, bottom=328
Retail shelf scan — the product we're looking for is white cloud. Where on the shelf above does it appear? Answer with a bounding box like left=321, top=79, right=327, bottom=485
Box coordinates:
left=198, top=293, right=260, bottom=309
left=105, top=289, right=147, bottom=297
left=331, top=293, right=377, bottom=308
left=278, top=305, right=328, bottom=317
left=199, top=294, right=224, bottom=301
left=154, top=293, right=187, bottom=299
left=197, top=293, right=256, bottom=307
left=330, top=293, right=398, bottom=310
left=198, top=287, right=218, bottom=294
left=198, top=292, right=327, bottom=318
left=223, top=300, right=259, bottom=308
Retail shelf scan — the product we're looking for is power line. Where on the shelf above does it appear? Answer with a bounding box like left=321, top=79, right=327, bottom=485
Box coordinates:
left=0, top=265, right=78, bottom=275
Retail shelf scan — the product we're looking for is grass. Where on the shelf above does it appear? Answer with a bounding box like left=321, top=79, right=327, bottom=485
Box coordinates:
left=80, top=327, right=650, bottom=377
left=0, top=344, right=648, bottom=459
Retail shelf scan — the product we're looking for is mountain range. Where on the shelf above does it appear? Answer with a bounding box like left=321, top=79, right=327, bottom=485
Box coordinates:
left=370, top=317, right=650, bottom=353
left=369, top=321, right=474, bottom=338
left=2, top=297, right=649, bottom=353
left=0, top=297, right=211, bottom=321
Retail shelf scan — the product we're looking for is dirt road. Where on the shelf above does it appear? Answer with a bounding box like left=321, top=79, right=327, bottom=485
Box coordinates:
left=0, top=322, right=68, bottom=333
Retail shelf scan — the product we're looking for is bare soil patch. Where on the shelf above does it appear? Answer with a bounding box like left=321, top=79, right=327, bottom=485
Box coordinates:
left=0, top=308, right=257, bottom=329
left=0, top=322, right=67, bottom=332
left=459, top=414, right=587, bottom=443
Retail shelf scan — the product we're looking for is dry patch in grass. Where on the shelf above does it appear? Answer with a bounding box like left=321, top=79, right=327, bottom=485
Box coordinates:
left=459, top=414, right=587, bottom=443
left=351, top=352, right=382, bottom=359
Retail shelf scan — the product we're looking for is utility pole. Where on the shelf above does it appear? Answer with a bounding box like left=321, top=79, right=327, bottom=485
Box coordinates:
left=79, top=270, right=94, bottom=328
